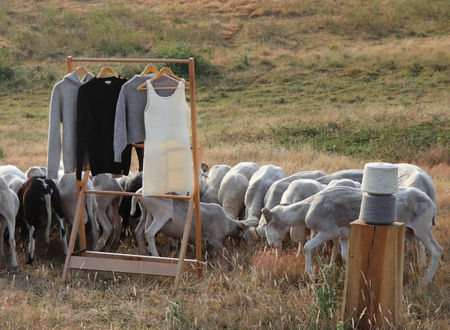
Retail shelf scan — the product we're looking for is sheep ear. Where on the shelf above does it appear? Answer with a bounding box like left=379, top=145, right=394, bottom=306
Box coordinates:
left=262, top=207, right=272, bottom=223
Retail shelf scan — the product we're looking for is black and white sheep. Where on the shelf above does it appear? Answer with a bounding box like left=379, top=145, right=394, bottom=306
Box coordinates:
left=16, top=176, right=67, bottom=263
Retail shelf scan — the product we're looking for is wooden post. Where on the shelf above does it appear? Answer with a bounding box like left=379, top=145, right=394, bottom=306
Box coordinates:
left=66, top=56, right=74, bottom=73
left=342, top=219, right=405, bottom=329
left=188, top=57, right=203, bottom=278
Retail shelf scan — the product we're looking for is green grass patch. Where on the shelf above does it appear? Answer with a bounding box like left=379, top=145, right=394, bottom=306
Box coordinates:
left=269, top=118, right=450, bottom=163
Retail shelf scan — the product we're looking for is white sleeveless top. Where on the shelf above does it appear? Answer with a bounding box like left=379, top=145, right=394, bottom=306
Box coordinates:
left=142, top=79, right=194, bottom=196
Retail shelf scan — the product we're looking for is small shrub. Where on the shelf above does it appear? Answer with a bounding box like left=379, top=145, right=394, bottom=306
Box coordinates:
left=312, top=258, right=345, bottom=326
left=165, top=300, right=188, bottom=326
left=156, top=41, right=216, bottom=77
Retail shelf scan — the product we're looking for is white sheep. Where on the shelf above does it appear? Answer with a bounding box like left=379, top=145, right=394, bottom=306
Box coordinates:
left=316, top=169, right=364, bottom=185
left=200, top=164, right=231, bottom=204
left=326, top=178, right=361, bottom=189
left=25, top=166, right=47, bottom=179
left=397, top=163, right=437, bottom=224
left=131, top=188, right=246, bottom=256
left=263, top=186, right=443, bottom=284
left=58, top=173, right=99, bottom=251
left=243, top=171, right=326, bottom=242
left=218, top=162, right=259, bottom=219
left=0, top=165, right=26, bottom=193
left=0, top=177, right=18, bottom=268
left=92, top=173, right=124, bottom=251
left=244, top=165, right=285, bottom=225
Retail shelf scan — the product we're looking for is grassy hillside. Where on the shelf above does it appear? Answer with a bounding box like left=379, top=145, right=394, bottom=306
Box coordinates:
left=0, top=0, right=449, bottom=328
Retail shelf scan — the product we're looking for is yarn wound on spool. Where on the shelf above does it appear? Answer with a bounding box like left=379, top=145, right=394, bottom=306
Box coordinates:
left=359, top=192, right=397, bottom=225
left=361, top=162, right=398, bottom=195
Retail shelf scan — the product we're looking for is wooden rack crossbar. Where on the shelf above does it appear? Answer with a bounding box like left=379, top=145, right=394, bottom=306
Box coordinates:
left=62, top=56, right=202, bottom=291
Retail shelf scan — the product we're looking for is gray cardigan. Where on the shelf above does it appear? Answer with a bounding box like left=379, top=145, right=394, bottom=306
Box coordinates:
left=113, top=74, right=180, bottom=162
left=46, top=71, right=94, bottom=179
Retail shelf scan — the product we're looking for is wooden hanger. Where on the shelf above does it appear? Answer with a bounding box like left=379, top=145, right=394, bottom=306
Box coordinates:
left=96, top=66, right=119, bottom=78
left=136, top=67, right=189, bottom=90
left=140, top=64, right=159, bottom=76
left=75, top=66, right=89, bottom=78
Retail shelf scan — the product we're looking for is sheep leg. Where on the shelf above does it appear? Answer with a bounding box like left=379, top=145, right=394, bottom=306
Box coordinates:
left=86, top=196, right=99, bottom=250
left=7, top=216, right=17, bottom=268
left=417, top=241, right=426, bottom=269
left=44, top=193, right=52, bottom=244
left=304, top=231, right=335, bottom=279
left=329, top=237, right=340, bottom=266
left=144, top=217, right=169, bottom=257
left=96, top=210, right=112, bottom=251
left=0, top=218, right=6, bottom=258
left=134, top=206, right=148, bottom=255
left=27, top=225, right=36, bottom=264
left=56, top=215, right=67, bottom=255
left=290, top=225, right=307, bottom=257
left=340, top=238, right=348, bottom=262
left=414, top=227, right=443, bottom=285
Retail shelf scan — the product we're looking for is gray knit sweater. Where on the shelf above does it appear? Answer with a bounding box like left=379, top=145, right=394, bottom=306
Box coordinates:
left=113, top=74, right=179, bottom=162
left=46, top=71, right=94, bottom=179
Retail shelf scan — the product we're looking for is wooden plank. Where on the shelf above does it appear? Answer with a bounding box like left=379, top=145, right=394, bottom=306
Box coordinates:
left=84, top=190, right=192, bottom=199
left=84, top=251, right=199, bottom=267
left=174, top=199, right=195, bottom=290
left=69, top=256, right=178, bottom=277
left=342, top=219, right=404, bottom=329
left=70, top=57, right=190, bottom=64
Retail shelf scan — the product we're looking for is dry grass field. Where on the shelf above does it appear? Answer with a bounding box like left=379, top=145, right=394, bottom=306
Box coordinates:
left=0, top=0, right=449, bottom=328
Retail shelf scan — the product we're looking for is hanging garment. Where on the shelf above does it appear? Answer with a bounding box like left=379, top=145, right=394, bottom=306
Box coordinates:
left=76, top=76, right=129, bottom=180
left=142, top=79, right=193, bottom=196
left=113, top=74, right=179, bottom=162
left=46, top=71, right=95, bottom=179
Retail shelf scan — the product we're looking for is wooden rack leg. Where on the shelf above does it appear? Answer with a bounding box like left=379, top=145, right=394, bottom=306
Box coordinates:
left=174, top=197, right=195, bottom=291
left=188, top=57, right=203, bottom=278
left=62, top=171, right=89, bottom=281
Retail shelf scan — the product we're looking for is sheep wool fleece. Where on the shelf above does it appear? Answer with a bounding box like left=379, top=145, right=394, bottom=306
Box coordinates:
left=142, top=79, right=193, bottom=196
left=46, top=71, right=95, bottom=180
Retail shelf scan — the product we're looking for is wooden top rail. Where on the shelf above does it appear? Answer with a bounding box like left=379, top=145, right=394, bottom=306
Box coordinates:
left=84, top=190, right=192, bottom=199
left=67, top=56, right=192, bottom=64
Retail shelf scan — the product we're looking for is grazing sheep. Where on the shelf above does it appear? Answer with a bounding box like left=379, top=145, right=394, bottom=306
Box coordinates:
left=244, top=171, right=326, bottom=243
left=131, top=189, right=246, bottom=256
left=397, top=163, right=437, bottom=224
left=326, top=178, right=361, bottom=189
left=0, top=177, right=19, bottom=268
left=92, top=173, right=124, bottom=251
left=218, top=162, right=259, bottom=219
left=263, top=186, right=442, bottom=284
left=17, top=176, right=67, bottom=263
left=58, top=173, right=99, bottom=251
left=316, top=169, right=364, bottom=185
left=200, top=164, right=231, bottom=204
left=118, top=171, right=143, bottom=241
left=263, top=171, right=327, bottom=213
left=0, top=165, right=27, bottom=193
left=280, top=179, right=325, bottom=205
left=244, top=165, right=285, bottom=225
left=25, top=166, right=47, bottom=179
left=279, top=179, right=325, bottom=253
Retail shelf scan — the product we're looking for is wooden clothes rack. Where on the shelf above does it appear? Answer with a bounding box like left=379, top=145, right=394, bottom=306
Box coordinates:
left=62, top=56, right=203, bottom=291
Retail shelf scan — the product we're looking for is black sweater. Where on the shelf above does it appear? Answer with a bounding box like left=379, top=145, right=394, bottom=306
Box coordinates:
left=76, top=76, right=130, bottom=180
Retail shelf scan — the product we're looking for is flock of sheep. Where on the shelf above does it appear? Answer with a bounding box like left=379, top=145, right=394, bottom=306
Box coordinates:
left=0, top=161, right=443, bottom=285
